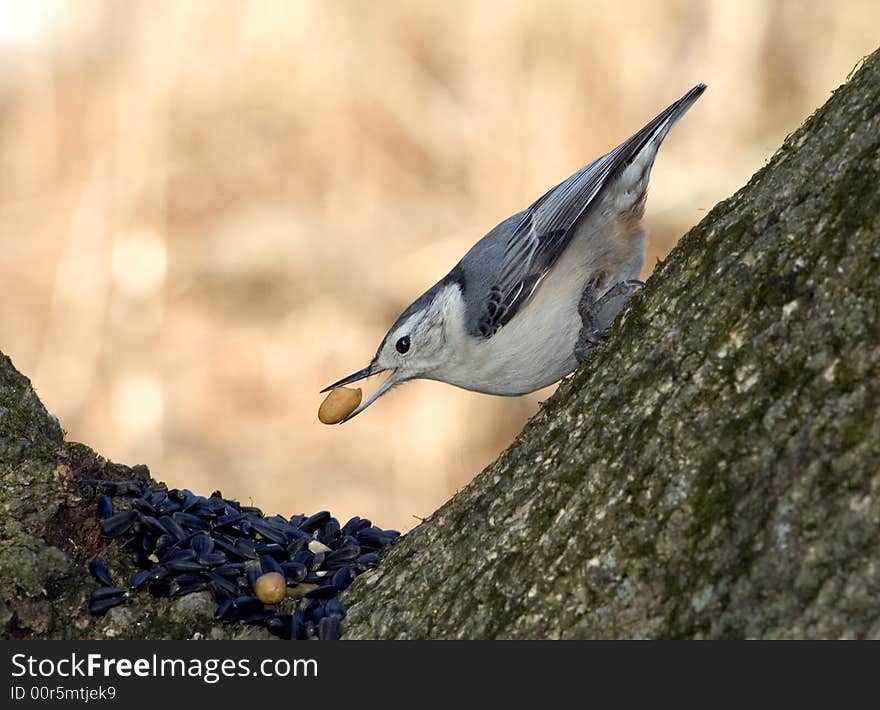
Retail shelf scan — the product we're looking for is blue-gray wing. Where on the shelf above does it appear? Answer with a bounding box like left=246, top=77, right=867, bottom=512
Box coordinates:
left=476, top=83, right=706, bottom=338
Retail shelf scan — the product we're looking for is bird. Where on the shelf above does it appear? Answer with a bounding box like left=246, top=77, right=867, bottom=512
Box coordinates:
left=322, top=83, right=706, bottom=422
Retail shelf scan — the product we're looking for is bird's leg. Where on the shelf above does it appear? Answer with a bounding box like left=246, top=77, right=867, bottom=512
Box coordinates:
left=575, top=281, right=601, bottom=363
left=575, top=278, right=645, bottom=363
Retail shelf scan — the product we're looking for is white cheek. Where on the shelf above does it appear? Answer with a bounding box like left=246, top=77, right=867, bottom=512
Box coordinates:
left=382, top=348, right=403, bottom=370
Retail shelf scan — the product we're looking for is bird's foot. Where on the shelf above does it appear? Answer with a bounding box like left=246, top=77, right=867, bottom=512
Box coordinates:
left=575, top=279, right=644, bottom=363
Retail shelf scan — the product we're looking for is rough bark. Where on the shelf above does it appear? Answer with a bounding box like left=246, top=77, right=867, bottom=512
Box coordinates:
left=2, top=49, right=879, bottom=640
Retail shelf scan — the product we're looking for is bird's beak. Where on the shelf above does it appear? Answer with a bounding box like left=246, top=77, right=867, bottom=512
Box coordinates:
left=320, top=364, right=401, bottom=423
left=320, top=365, right=380, bottom=392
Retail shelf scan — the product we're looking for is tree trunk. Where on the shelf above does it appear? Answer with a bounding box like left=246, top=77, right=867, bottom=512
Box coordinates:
left=2, top=49, right=879, bottom=640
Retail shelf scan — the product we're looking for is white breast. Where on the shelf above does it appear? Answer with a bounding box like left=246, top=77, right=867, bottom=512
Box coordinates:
left=467, top=251, right=584, bottom=394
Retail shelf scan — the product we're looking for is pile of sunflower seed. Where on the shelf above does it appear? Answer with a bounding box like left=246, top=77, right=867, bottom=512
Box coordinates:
left=82, top=479, right=398, bottom=640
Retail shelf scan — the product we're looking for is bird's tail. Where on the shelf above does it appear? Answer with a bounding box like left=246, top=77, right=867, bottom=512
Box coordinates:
left=577, top=82, right=706, bottom=224
left=555, top=82, right=706, bottom=238
left=614, top=83, right=706, bottom=173
left=621, top=84, right=706, bottom=162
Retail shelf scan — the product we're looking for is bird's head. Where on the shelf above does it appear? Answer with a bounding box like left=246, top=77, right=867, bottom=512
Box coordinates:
left=321, top=281, right=461, bottom=422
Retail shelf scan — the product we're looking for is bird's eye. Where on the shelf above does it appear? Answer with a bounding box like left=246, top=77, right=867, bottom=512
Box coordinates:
left=395, top=336, right=411, bottom=354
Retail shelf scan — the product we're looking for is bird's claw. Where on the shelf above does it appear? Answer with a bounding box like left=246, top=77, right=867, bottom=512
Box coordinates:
left=575, top=279, right=644, bottom=363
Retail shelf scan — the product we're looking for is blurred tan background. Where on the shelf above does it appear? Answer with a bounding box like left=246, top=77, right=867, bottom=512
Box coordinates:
left=0, top=0, right=876, bottom=531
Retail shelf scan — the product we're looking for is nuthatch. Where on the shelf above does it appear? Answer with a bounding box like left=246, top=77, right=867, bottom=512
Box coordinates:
left=323, top=84, right=706, bottom=421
